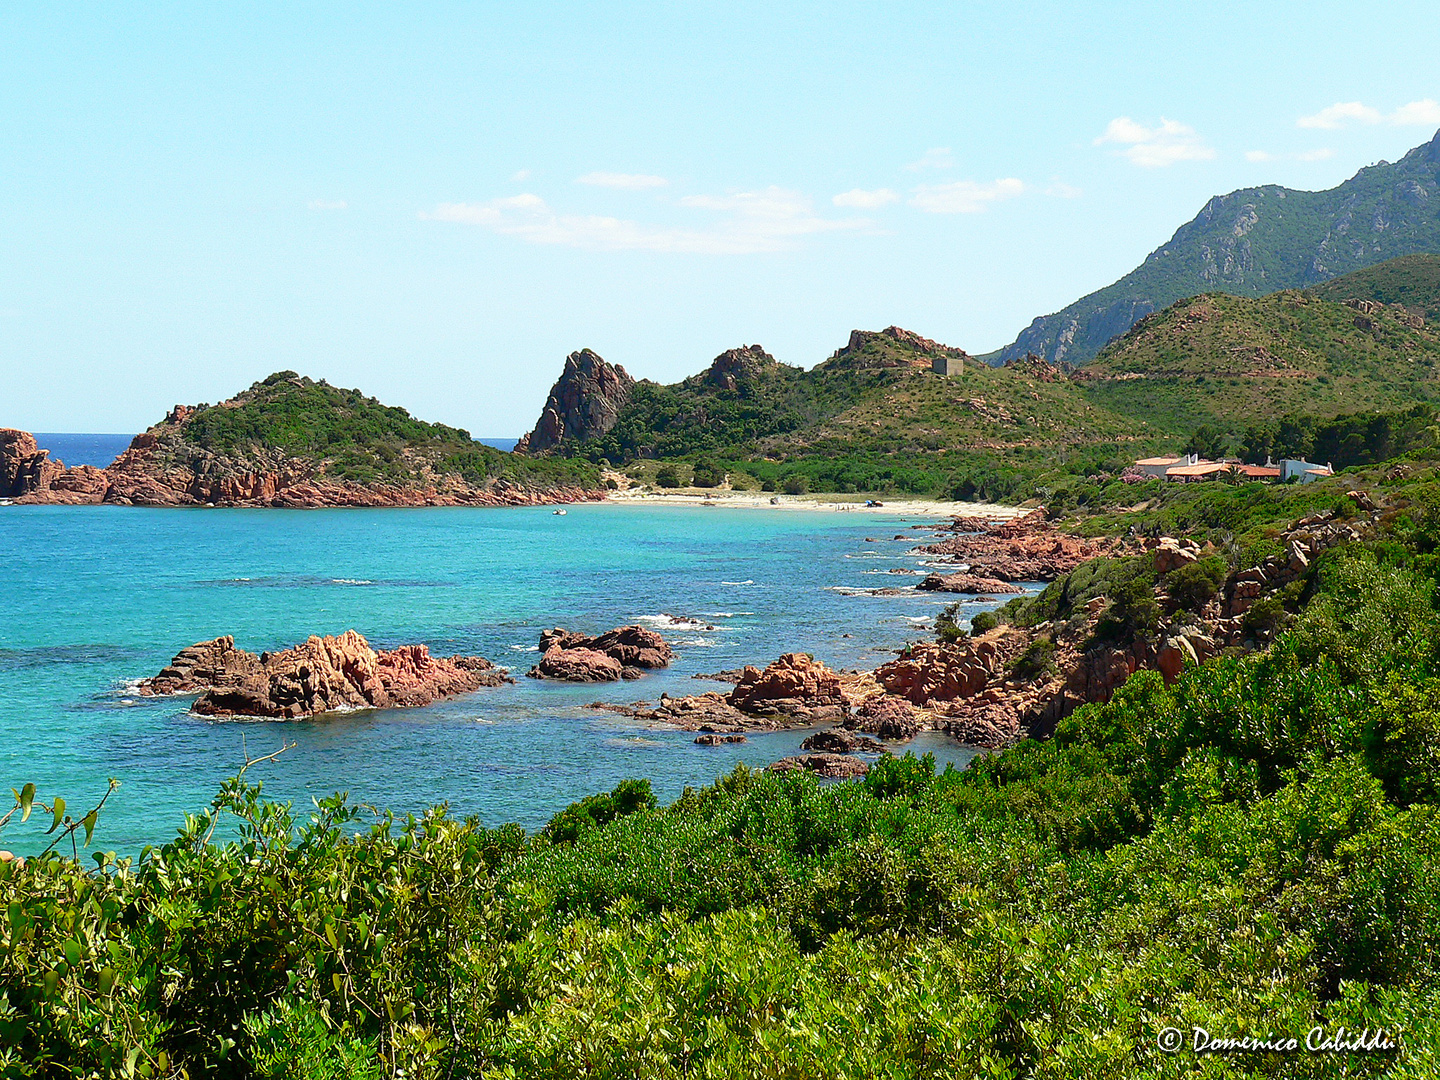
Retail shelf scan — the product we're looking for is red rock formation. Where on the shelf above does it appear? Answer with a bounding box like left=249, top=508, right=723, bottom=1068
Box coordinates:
left=529, top=625, right=674, bottom=681
left=531, top=647, right=628, bottom=682
left=874, top=638, right=1009, bottom=705
left=917, top=572, right=1024, bottom=595
left=139, top=631, right=509, bottom=718
left=728, top=653, right=846, bottom=719
left=918, top=509, right=1120, bottom=582
left=845, top=696, right=920, bottom=740
left=516, top=349, right=636, bottom=454
left=0, top=429, right=64, bottom=499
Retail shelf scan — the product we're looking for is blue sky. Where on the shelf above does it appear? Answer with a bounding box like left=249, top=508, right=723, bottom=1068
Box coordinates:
left=3, top=2, right=1439, bottom=435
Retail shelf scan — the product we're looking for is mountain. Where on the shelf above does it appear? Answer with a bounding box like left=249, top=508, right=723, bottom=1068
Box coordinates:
left=992, top=129, right=1440, bottom=367
left=5, top=372, right=599, bottom=507
left=1078, top=278, right=1440, bottom=435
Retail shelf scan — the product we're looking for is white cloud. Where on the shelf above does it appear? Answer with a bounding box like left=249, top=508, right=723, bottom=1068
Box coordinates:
left=307, top=199, right=347, bottom=211
left=1297, top=99, right=1440, bottom=129
left=833, top=187, right=898, bottom=209
left=1298, top=102, right=1383, bottom=129
left=909, top=178, right=1025, bottom=214
left=1392, top=98, right=1440, bottom=126
left=576, top=171, right=669, bottom=189
left=424, top=187, right=867, bottom=255
left=511, top=169, right=532, bottom=182
left=904, top=147, right=955, bottom=172
left=1094, top=116, right=1215, bottom=167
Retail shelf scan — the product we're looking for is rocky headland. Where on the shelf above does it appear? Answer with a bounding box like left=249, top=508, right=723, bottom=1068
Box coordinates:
left=138, top=631, right=510, bottom=718
left=2, top=373, right=602, bottom=508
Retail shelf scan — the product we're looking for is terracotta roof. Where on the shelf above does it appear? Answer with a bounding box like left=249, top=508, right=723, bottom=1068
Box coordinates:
left=1166, top=462, right=1230, bottom=477
left=1234, top=465, right=1281, bottom=478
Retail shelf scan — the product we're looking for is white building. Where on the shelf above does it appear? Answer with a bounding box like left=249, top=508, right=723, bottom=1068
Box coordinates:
left=1280, top=459, right=1334, bottom=483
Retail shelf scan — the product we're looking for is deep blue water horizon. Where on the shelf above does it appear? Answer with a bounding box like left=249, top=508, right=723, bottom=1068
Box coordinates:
left=1, top=499, right=1026, bottom=856
left=28, top=433, right=519, bottom=468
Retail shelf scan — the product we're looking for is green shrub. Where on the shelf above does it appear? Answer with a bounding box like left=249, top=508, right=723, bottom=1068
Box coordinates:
left=654, top=464, right=683, bottom=488
left=782, top=474, right=810, bottom=495
left=1011, top=636, right=1056, bottom=681
left=970, top=610, right=999, bottom=637
left=1165, top=554, right=1228, bottom=612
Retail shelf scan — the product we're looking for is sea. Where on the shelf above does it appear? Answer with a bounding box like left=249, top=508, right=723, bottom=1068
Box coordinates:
left=2, top=438, right=1031, bottom=856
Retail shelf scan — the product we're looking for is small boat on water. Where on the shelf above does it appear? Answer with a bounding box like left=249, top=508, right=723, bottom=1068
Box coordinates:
left=552, top=509, right=567, bottom=515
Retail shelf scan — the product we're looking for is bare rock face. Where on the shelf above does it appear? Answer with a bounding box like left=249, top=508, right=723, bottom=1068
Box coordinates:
left=0, top=429, right=64, bottom=499
left=729, top=653, right=846, bottom=720
left=917, top=572, right=1024, bottom=595
left=138, top=636, right=264, bottom=696
left=139, top=631, right=509, bottom=718
left=800, top=729, right=887, bottom=754
left=875, top=639, right=1006, bottom=705
left=529, top=625, right=674, bottom=681
left=768, top=753, right=869, bottom=778
left=516, top=349, right=635, bottom=453
left=531, top=647, right=629, bottom=682
left=845, top=695, right=920, bottom=740
left=826, top=326, right=970, bottom=371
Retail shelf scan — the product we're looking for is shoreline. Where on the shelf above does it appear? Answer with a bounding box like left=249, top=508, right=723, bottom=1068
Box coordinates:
left=601, top=489, right=1029, bottom=518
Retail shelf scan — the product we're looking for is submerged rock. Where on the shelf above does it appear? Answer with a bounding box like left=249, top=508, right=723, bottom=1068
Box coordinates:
left=139, top=631, right=509, bottom=718
left=694, top=733, right=748, bottom=745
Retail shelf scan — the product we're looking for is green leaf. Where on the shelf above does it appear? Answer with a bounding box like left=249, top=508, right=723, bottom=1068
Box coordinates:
left=62, top=939, right=81, bottom=968
left=47, top=797, right=66, bottom=834
left=42, top=969, right=59, bottom=998
left=18, top=784, right=34, bottom=823
left=82, top=811, right=98, bottom=847
left=99, top=966, right=116, bottom=996
left=124, top=1045, right=140, bottom=1077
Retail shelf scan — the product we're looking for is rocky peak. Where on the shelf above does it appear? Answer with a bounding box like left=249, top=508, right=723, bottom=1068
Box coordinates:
left=702, top=344, right=776, bottom=391
left=516, top=349, right=635, bottom=454
left=827, top=326, right=970, bottom=370
left=0, top=429, right=63, bottom=499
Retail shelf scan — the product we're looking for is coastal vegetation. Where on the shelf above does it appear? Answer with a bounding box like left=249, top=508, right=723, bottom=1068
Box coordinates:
left=11, top=462, right=1440, bottom=1075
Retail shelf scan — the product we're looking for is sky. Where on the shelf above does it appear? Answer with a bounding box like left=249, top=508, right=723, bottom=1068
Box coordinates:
left=3, top=2, right=1439, bottom=436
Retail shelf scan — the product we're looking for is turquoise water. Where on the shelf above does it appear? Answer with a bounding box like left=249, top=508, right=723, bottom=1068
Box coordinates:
left=1, top=502, right=1022, bottom=854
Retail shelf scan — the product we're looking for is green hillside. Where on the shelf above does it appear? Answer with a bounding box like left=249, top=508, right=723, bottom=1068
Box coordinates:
left=170, top=372, right=598, bottom=490
left=546, top=329, right=1163, bottom=500
left=1080, top=289, right=1440, bottom=435
left=991, top=129, right=1440, bottom=366
left=1309, top=251, right=1440, bottom=323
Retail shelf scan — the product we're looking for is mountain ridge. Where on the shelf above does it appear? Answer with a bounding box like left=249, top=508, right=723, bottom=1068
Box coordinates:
left=991, top=128, right=1440, bottom=367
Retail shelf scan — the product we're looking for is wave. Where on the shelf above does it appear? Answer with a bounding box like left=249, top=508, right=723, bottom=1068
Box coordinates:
left=671, top=636, right=719, bottom=647
left=509, top=644, right=540, bottom=652
left=636, top=614, right=719, bottom=631
left=696, top=611, right=752, bottom=618
left=721, top=580, right=755, bottom=586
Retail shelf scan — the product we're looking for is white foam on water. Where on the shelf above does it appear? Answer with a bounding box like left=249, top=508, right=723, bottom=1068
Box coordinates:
left=721, top=580, right=755, bottom=586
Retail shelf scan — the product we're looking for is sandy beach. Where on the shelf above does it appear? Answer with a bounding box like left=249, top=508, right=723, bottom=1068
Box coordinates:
left=602, top=487, right=1030, bottom=519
